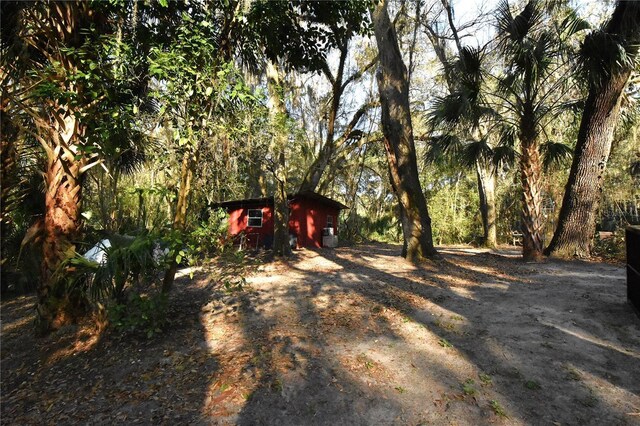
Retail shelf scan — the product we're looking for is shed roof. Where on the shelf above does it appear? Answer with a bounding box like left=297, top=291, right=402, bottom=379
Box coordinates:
left=211, top=191, right=348, bottom=210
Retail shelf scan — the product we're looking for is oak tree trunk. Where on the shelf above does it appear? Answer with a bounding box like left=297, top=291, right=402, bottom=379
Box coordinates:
left=476, top=160, right=497, bottom=248
left=162, top=146, right=198, bottom=293
left=267, top=62, right=291, bottom=256
left=298, top=75, right=340, bottom=193
left=545, top=72, right=631, bottom=258
left=372, top=0, right=437, bottom=261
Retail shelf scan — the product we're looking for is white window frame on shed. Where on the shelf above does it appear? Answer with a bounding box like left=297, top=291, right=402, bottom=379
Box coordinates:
left=247, top=209, right=263, bottom=227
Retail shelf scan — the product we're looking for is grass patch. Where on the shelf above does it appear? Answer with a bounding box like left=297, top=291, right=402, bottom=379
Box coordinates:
left=462, top=379, right=476, bottom=395
left=438, top=338, right=453, bottom=348
left=490, top=400, right=508, bottom=418
left=524, top=380, right=541, bottom=390
left=565, top=366, right=581, bottom=381
left=479, top=373, right=492, bottom=386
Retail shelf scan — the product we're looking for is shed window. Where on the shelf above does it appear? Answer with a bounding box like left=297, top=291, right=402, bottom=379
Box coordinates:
left=247, top=209, right=263, bottom=227
left=327, top=215, right=334, bottom=228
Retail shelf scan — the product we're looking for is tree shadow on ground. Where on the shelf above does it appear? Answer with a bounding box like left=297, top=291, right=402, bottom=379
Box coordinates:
left=233, top=243, right=640, bottom=425
left=0, top=271, right=220, bottom=424
left=3, top=243, right=638, bottom=424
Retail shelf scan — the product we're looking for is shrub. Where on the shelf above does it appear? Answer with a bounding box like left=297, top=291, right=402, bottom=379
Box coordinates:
left=107, top=293, right=168, bottom=338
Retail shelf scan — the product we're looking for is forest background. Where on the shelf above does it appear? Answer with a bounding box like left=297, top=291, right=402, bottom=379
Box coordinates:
left=1, top=0, right=638, bottom=333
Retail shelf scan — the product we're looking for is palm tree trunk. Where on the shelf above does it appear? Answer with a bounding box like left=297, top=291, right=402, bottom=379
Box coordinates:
left=0, top=107, right=18, bottom=231
left=519, top=130, right=544, bottom=261
left=37, top=123, right=84, bottom=332
left=476, top=160, right=497, bottom=248
left=372, top=0, right=438, bottom=261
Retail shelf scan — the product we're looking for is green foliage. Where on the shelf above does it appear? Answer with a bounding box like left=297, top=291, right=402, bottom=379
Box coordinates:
left=578, top=1, right=640, bottom=89
left=246, top=0, right=371, bottom=72
left=591, top=230, right=626, bottom=262
left=462, top=379, right=477, bottom=395
left=339, top=213, right=402, bottom=244
left=479, top=373, right=493, bottom=385
left=108, top=293, right=169, bottom=338
left=540, top=141, right=573, bottom=171
left=426, top=171, right=481, bottom=245
left=438, top=338, right=453, bottom=348
left=490, top=399, right=508, bottom=417
left=191, top=209, right=231, bottom=257
left=524, top=379, right=541, bottom=390
left=56, top=234, right=160, bottom=302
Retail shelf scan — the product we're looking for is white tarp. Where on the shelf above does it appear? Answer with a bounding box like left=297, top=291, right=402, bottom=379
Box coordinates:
left=82, top=239, right=111, bottom=264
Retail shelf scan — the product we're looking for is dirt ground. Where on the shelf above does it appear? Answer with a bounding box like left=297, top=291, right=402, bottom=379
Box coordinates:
left=2, top=243, right=639, bottom=425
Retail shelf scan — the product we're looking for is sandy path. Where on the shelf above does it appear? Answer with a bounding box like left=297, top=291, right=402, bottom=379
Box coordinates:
left=2, top=243, right=639, bottom=425
left=201, top=243, right=639, bottom=425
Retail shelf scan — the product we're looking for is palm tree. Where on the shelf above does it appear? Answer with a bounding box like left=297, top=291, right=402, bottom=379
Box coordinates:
left=428, top=46, right=499, bottom=248
left=3, top=1, right=153, bottom=332
left=492, top=0, right=582, bottom=260
left=3, top=2, right=114, bottom=331
left=546, top=1, right=640, bottom=258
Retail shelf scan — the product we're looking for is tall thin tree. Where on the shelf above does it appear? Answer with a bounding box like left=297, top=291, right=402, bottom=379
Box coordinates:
left=372, top=0, right=438, bottom=261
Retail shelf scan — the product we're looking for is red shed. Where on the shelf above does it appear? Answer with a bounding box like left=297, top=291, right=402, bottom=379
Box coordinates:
left=212, top=191, right=348, bottom=249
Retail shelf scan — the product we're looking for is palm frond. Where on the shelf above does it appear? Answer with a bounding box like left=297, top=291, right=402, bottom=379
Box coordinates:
left=558, top=99, right=585, bottom=113
left=540, top=141, right=572, bottom=171
left=492, top=145, right=518, bottom=169
left=559, top=9, right=591, bottom=40
left=429, top=94, right=469, bottom=127
left=450, top=46, right=484, bottom=84
left=579, top=30, right=640, bottom=88
left=425, top=134, right=463, bottom=165
left=500, top=118, right=518, bottom=142
left=462, top=139, right=493, bottom=168
left=496, top=0, right=543, bottom=46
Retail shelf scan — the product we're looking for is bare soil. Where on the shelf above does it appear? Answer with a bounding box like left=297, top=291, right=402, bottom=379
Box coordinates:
left=2, top=243, right=639, bottom=425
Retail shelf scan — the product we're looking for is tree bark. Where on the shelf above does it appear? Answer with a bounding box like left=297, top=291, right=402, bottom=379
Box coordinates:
left=476, top=160, right=497, bottom=248
left=162, top=145, right=198, bottom=293
left=298, top=48, right=345, bottom=193
left=545, top=72, right=632, bottom=258
left=298, top=46, right=374, bottom=194
left=266, top=62, right=291, bottom=256
left=519, top=117, right=544, bottom=261
left=37, top=114, right=85, bottom=333
left=545, top=1, right=640, bottom=258
left=372, top=0, right=438, bottom=261
left=24, top=3, right=89, bottom=332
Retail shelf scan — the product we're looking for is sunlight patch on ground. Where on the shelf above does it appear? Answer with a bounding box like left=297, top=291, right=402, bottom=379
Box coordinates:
left=433, top=273, right=478, bottom=289
left=175, top=266, right=202, bottom=279
left=480, top=282, right=511, bottom=291
left=292, top=256, right=343, bottom=272
left=448, top=286, right=479, bottom=300
left=540, top=321, right=640, bottom=360
left=245, top=275, right=279, bottom=285
left=0, top=315, right=32, bottom=337
left=45, top=328, right=102, bottom=366
left=564, top=363, right=640, bottom=418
